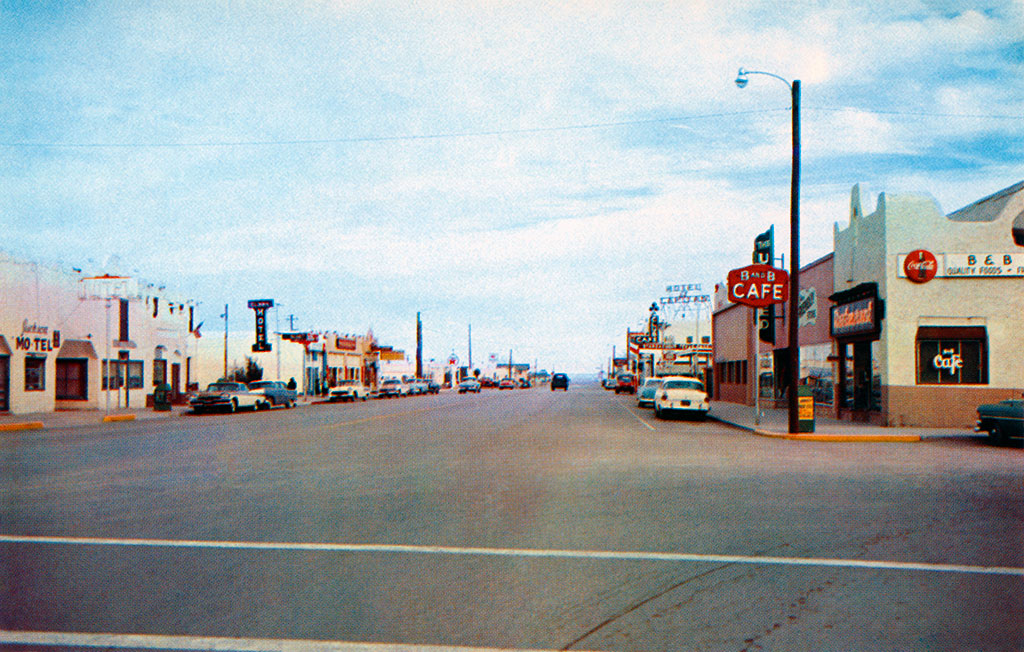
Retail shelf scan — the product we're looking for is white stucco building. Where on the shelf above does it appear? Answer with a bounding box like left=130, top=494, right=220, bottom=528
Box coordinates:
left=0, top=253, right=196, bottom=414
left=833, top=181, right=1024, bottom=427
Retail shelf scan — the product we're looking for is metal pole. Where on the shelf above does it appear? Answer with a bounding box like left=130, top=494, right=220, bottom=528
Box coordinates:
left=788, top=80, right=801, bottom=434
left=275, top=304, right=281, bottom=380
left=753, top=308, right=760, bottom=425
left=104, top=299, right=110, bottom=414
left=222, top=303, right=228, bottom=380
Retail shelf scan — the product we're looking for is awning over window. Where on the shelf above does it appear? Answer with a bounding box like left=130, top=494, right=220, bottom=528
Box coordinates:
left=0, top=336, right=10, bottom=356
left=57, top=339, right=99, bottom=360
left=916, top=326, right=987, bottom=340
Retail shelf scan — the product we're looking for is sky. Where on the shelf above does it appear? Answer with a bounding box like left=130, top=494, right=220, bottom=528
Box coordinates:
left=2, top=0, right=1022, bottom=375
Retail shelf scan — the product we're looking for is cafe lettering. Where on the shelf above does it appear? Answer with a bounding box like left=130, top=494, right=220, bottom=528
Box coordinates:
left=830, top=297, right=879, bottom=338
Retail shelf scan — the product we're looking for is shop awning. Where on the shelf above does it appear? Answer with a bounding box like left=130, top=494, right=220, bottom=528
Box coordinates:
left=58, top=339, right=99, bottom=360
left=0, top=336, right=10, bottom=356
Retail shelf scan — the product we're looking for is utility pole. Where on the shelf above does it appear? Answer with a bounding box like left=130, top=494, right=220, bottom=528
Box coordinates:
left=416, top=312, right=423, bottom=378
left=508, top=349, right=513, bottom=379
left=221, top=303, right=228, bottom=380
left=468, top=324, right=472, bottom=370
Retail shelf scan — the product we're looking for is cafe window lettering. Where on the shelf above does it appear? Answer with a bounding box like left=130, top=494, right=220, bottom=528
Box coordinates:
left=25, top=356, right=46, bottom=391
left=916, top=327, right=987, bottom=385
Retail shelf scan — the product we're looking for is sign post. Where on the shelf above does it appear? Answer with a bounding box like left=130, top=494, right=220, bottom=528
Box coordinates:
left=248, top=299, right=274, bottom=353
left=727, top=263, right=790, bottom=426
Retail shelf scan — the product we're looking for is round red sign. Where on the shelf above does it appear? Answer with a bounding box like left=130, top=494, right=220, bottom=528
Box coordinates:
left=904, top=249, right=938, bottom=283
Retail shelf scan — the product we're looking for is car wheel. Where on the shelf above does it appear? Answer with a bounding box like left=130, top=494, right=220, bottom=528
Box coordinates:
left=654, top=405, right=661, bottom=419
left=988, top=424, right=1005, bottom=445
left=229, top=399, right=237, bottom=413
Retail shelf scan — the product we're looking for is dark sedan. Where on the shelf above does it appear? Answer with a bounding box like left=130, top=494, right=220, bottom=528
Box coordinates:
left=976, top=395, right=1024, bottom=444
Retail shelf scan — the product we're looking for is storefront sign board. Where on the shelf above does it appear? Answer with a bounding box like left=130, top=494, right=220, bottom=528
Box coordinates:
left=726, top=264, right=790, bottom=308
left=897, top=252, right=1024, bottom=279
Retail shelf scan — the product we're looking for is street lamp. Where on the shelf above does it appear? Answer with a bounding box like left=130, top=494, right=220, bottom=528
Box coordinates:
left=735, top=67, right=801, bottom=434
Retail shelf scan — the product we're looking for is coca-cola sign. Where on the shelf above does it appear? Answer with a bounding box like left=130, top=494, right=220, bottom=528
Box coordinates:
left=903, top=249, right=938, bottom=283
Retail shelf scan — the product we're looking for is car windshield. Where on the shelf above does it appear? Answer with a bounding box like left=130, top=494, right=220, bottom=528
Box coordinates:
left=663, top=380, right=704, bottom=391
left=207, top=383, right=242, bottom=391
left=248, top=381, right=275, bottom=388
left=643, top=379, right=662, bottom=387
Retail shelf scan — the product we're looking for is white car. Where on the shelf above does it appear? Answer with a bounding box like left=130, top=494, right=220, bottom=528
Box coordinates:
left=458, top=378, right=482, bottom=393
left=329, top=380, right=369, bottom=402
left=654, top=376, right=710, bottom=420
left=190, top=381, right=263, bottom=414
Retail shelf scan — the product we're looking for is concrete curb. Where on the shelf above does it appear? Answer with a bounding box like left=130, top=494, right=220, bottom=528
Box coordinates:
left=101, top=414, right=137, bottom=423
left=710, top=415, right=922, bottom=443
left=0, top=422, right=44, bottom=432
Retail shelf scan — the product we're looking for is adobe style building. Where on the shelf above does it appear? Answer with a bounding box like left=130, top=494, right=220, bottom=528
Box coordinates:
left=0, top=253, right=196, bottom=414
left=713, top=181, right=1024, bottom=429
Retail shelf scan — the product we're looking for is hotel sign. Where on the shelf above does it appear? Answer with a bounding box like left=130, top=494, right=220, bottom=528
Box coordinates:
left=830, top=297, right=879, bottom=338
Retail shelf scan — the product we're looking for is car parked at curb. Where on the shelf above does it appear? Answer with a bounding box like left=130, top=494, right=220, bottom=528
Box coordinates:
left=247, top=380, right=298, bottom=408
left=190, top=381, right=263, bottom=414
left=976, top=395, right=1024, bottom=444
left=614, top=372, right=636, bottom=394
left=458, top=378, right=482, bottom=393
left=498, top=378, right=516, bottom=390
left=329, top=380, right=369, bottom=402
left=636, top=377, right=663, bottom=408
left=654, top=376, right=709, bottom=420
left=376, top=378, right=404, bottom=398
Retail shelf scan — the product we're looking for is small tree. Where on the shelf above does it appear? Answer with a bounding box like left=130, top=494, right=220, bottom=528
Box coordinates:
left=230, top=356, right=264, bottom=384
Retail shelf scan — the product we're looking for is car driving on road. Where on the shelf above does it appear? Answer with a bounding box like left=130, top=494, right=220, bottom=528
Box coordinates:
left=550, top=373, right=569, bottom=391
left=636, top=377, right=663, bottom=408
left=976, top=395, right=1024, bottom=444
left=247, top=380, right=298, bottom=409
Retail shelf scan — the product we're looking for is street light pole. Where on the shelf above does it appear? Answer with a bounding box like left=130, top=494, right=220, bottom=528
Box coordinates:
left=736, top=68, right=801, bottom=434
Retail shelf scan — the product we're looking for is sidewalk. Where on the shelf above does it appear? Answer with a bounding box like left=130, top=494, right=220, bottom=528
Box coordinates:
left=0, top=395, right=322, bottom=432
left=708, top=400, right=979, bottom=442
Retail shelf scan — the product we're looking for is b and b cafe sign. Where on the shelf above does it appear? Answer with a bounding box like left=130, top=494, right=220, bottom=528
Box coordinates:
left=898, top=250, right=1024, bottom=282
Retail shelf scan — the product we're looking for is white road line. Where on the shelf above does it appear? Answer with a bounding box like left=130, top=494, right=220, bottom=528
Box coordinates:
left=2, top=534, right=1021, bottom=577
left=616, top=399, right=655, bottom=430
left=0, top=630, right=581, bottom=652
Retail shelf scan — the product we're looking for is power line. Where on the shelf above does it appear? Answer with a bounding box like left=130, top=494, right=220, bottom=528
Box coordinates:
left=1, top=105, right=1018, bottom=150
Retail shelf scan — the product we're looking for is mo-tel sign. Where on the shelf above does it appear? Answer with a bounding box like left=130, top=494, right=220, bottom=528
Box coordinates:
left=248, top=299, right=274, bottom=352
left=726, top=264, right=790, bottom=308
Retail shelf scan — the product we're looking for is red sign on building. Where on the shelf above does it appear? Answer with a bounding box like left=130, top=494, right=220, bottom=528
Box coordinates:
left=903, top=249, right=938, bottom=283
left=726, top=264, right=790, bottom=308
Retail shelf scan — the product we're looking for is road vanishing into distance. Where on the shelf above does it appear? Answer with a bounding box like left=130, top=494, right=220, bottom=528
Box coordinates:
left=2, top=383, right=1023, bottom=651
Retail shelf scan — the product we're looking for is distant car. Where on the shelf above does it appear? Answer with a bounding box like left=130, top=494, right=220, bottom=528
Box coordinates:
left=407, top=379, right=428, bottom=395
left=636, top=377, right=663, bottom=408
left=614, top=373, right=636, bottom=394
left=458, top=378, right=482, bottom=393
left=654, top=376, right=709, bottom=420
left=517, top=378, right=531, bottom=388
left=480, top=377, right=497, bottom=388
left=498, top=378, right=516, bottom=390
left=602, top=377, right=616, bottom=390
left=190, top=381, right=262, bottom=414
left=377, top=378, right=404, bottom=398
left=976, top=396, right=1024, bottom=444
left=551, top=373, right=569, bottom=391
left=329, top=380, right=369, bottom=402
left=426, top=380, right=441, bottom=394
left=247, top=380, right=298, bottom=408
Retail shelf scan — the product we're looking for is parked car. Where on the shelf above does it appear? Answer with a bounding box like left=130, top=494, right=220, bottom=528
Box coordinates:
left=458, top=378, right=482, bottom=393
left=329, top=380, right=369, bottom=402
left=480, top=377, right=498, bottom=388
left=377, top=378, right=404, bottom=398
left=614, top=372, right=636, bottom=394
left=247, top=380, right=298, bottom=408
left=976, top=395, right=1024, bottom=444
left=551, top=373, right=569, bottom=391
left=407, top=378, right=429, bottom=395
left=654, top=376, right=709, bottom=420
left=636, top=377, right=663, bottom=408
left=190, top=381, right=263, bottom=414
left=498, top=378, right=516, bottom=390
left=426, top=380, right=441, bottom=394
left=517, top=378, right=531, bottom=388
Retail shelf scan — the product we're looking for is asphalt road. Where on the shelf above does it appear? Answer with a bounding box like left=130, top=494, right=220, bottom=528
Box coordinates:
left=2, top=383, right=1022, bottom=651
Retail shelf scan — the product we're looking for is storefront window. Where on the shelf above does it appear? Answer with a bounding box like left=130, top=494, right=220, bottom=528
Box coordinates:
left=800, top=343, right=834, bottom=405
left=917, top=329, right=987, bottom=385
left=24, top=356, right=46, bottom=391
left=102, top=360, right=123, bottom=390
left=126, top=360, right=144, bottom=389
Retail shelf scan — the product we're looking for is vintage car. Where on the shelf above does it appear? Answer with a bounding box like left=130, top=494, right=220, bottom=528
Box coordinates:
left=189, top=381, right=263, bottom=414
left=376, top=378, right=405, bottom=398
left=458, top=378, right=482, bottom=393
left=329, top=380, right=369, bottom=402
left=247, top=380, right=297, bottom=408
left=614, top=372, right=636, bottom=394
left=550, top=373, right=569, bottom=391
left=975, top=396, right=1024, bottom=444
left=636, top=377, right=664, bottom=408
left=654, top=376, right=710, bottom=420
left=498, top=378, right=516, bottom=390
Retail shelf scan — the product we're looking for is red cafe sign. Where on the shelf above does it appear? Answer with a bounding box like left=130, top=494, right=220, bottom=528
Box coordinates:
left=726, top=264, right=790, bottom=308
left=903, top=249, right=938, bottom=283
